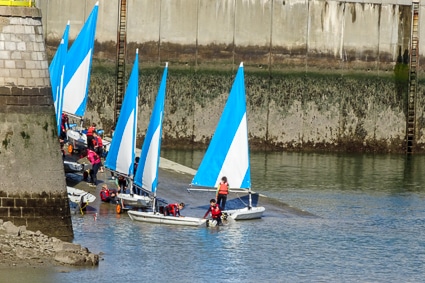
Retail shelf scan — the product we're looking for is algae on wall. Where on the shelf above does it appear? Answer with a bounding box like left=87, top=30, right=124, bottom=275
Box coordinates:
left=83, top=63, right=412, bottom=153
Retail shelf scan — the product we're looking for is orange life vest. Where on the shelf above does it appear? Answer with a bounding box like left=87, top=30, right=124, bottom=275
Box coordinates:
left=218, top=182, right=229, bottom=195
left=87, top=126, right=96, bottom=136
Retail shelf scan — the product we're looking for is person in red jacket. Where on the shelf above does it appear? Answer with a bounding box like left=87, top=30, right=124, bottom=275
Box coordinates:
left=60, top=113, right=69, bottom=142
left=85, top=148, right=101, bottom=187
left=203, top=199, right=223, bottom=226
left=86, top=123, right=96, bottom=150
left=100, top=184, right=117, bottom=202
left=164, top=202, right=185, bottom=217
left=216, top=176, right=229, bottom=210
left=92, top=131, right=104, bottom=172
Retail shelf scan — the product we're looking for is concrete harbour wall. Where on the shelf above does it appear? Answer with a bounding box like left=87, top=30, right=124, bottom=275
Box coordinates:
left=37, top=0, right=425, bottom=153
left=38, top=0, right=425, bottom=71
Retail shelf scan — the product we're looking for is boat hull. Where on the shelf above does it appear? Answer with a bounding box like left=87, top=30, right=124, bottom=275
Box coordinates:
left=128, top=211, right=207, bottom=227
left=67, top=186, right=96, bottom=204
left=117, top=193, right=151, bottom=209
left=224, top=206, right=265, bottom=220
left=67, top=129, right=110, bottom=152
left=63, top=160, right=86, bottom=173
left=67, top=129, right=87, bottom=151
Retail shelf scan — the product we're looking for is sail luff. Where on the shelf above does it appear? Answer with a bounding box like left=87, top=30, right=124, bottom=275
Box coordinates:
left=62, top=2, right=99, bottom=117
left=191, top=63, right=250, bottom=189
left=134, top=63, right=168, bottom=194
left=104, top=50, right=139, bottom=176
left=49, top=22, right=69, bottom=135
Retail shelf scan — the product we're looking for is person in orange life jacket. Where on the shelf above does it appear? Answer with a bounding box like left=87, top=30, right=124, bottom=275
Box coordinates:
left=164, top=202, right=185, bottom=217
left=203, top=199, right=223, bottom=226
left=85, top=148, right=101, bottom=187
left=92, top=131, right=104, bottom=172
left=100, top=184, right=117, bottom=202
left=216, top=176, right=229, bottom=210
left=86, top=123, right=96, bottom=150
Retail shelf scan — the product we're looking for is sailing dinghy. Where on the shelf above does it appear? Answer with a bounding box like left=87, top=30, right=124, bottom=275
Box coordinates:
left=189, top=62, right=265, bottom=220
left=67, top=186, right=96, bottom=214
left=127, top=63, right=206, bottom=227
left=60, top=2, right=109, bottom=152
left=104, top=49, right=151, bottom=214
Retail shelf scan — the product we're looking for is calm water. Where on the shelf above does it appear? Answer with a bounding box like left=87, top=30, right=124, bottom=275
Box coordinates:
left=5, top=151, right=425, bottom=282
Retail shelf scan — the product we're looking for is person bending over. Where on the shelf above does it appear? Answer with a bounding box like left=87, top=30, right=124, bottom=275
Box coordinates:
left=164, top=202, right=185, bottom=217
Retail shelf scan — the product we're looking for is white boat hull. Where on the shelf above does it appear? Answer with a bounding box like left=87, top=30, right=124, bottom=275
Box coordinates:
left=128, top=211, right=207, bottom=227
left=67, top=186, right=96, bottom=204
left=67, top=129, right=110, bottom=152
left=224, top=206, right=265, bottom=220
left=67, top=129, right=87, bottom=149
left=117, top=193, right=151, bottom=209
left=63, top=160, right=85, bottom=173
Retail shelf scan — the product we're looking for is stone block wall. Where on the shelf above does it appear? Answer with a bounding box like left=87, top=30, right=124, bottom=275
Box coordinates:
left=0, top=6, right=73, bottom=239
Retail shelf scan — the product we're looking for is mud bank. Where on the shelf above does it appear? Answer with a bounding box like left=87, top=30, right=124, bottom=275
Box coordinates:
left=0, top=220, right=99, bottom=268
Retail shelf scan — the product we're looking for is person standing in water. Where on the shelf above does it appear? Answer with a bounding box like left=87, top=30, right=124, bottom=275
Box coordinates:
left=216, top=176, right=229, bottom=210
left=203, top=199, right=223, bottom=226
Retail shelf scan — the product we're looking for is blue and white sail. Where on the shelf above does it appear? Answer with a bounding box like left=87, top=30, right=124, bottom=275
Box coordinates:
left=191, top=62, right=250, bottom=189
left=62, top=1, right=99, bottom=117
left=49, top=21, right=69, bottom=135
left=104, top=50, right=139, bottom=176
left=134, top=63, right=169, bottom=194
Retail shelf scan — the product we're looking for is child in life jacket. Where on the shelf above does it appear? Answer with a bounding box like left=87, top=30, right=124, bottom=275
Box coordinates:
left=216, top=176, right=229, bottom=210
left=164, top=202, right=185, bottom=217
left=100, top=184, right=117, bottom=202
left=203, top=199, right=223, bottom=226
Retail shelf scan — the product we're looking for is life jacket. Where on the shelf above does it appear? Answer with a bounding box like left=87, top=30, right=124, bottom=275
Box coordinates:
left=210, top=204, right=222, bottom=218
left=87, top=126, right=96, bottom=136
left=61, top=114, right=68, bottom=127
left=96, top=136, right=103, bottom=147
left=100, top=189, right=110, bottom=202
left=87, top=149, right=101, bottom=164
left=218, top=182, right=229, bottom=195
left=92, top=137, right=98, bottom=148
left=167, top=203, right=178, bottom=215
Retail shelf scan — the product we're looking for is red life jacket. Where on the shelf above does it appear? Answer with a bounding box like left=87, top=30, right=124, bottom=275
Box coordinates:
left=218, top=182, right=229, bottom=195
left=210, top=204, right=222, bottom=218
left=167, top=203, right=179, bottom=215
left=87, top=126, right=96, bottom=136
left=92, top=136, right=102, bottom=148
left=96, top=136, right=103, bottom=147
left=100, top=189, right=110, bottom=202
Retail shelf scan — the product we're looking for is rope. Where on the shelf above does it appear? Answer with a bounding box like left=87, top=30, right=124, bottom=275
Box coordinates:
left=234, top=192, right=248, bottom=207
left=79, top=201, right=89, bottom=215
